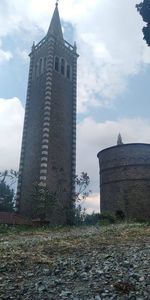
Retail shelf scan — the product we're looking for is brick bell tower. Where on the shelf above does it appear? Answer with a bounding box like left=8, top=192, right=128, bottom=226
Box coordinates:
left=15, top=2, right=78, bottom=225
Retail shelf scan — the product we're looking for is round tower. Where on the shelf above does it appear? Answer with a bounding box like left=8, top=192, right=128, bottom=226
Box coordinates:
left=97, top=143, right=150, bottom=221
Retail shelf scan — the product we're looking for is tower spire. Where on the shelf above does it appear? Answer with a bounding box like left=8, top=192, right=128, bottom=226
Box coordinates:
left=47, top=1, right=63, bottom=40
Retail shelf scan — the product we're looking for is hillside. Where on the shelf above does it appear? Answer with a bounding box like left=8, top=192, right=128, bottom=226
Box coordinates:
left=0, top=224, right=150, bottom=299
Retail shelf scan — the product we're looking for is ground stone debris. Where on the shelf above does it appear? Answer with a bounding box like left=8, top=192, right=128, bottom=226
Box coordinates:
left=0, top=224, right=149, bottom=299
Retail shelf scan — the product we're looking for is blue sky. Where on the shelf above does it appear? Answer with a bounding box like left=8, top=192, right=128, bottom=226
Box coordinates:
left=0, top=0, right=150, bottom=212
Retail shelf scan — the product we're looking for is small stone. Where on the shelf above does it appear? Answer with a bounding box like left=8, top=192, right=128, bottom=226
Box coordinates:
left=60, top=290, right=72, bottom=297
left=26, top=272, right=34, bottom=277
left=95, top=295, right=101, bottom=300
left=139, top=276, right=145, bottom=282
left=96, top=270, right=104, bottom=275
left=43, top=268, right=50, bottom=275
left=38, top=285, right=47, bottom=292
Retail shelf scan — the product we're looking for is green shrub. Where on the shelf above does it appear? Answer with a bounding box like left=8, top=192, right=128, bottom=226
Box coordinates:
left=98, top=212, right=116, bottom=226
left=84, top=213, right=100, bottom=225
left=0, top=224, right=10, bottom=234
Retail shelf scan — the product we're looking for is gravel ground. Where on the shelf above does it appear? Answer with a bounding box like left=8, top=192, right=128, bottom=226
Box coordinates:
left=0, top=224, right=149, bottom=300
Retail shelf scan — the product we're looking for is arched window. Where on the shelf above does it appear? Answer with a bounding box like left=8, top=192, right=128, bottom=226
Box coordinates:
left=55, top=56, right=59, bottom=72
left=67, top=64, right=71, bottom=79
left=39, top=58, right=43, bottom=74
left=35, top=63, right=39, bottom=77
left=61, top=58, right=65, bottom=75
left=44, top=57, right=47, bottom=71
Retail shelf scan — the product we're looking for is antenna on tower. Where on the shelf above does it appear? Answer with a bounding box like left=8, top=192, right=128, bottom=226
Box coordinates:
left=56, top=0, right=59, bottom=6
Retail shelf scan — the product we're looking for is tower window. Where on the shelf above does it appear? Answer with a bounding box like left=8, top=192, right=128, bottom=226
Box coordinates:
left=55, top=56, right=59, bottom=72
left=67, top=64, right=71, bottom=79
left=61, top=58, right=65, bottom=75
left=35, top=63, right=39, bottom=77
left=39, top=58, right=43, bottom=74
left=44, top=57, right=47, bottom=71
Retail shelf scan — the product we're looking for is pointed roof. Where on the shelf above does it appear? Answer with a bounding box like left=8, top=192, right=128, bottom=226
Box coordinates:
left=47, top=3, right=63, bottom=40
left=117, top=133, right=123, bottom=145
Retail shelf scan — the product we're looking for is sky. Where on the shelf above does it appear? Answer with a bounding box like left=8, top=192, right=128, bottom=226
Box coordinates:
left=0, top=0, right=150, bottom=213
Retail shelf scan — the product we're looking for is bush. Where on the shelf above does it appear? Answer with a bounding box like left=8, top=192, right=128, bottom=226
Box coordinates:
left=98, top=212, right=116, bottom=226
left=115, top=210, right=125, bottom=221
left=0, top=224, right=9, bottom=234
left=84, top=213, right=100, bottom=225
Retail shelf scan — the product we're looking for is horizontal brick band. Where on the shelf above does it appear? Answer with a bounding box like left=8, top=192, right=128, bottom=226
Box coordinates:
left=45, top=91, right=51, bottom=97
left=43, top=122, right=50, bottom=127
left=42, top=139, right=49, bottom=144
left=43, top=133, right=49, bottom=138
left=41, top=150, right=48, bottom=155
left=39, top=182, right=46, bottom=187
left=40, top=163, right=48, bottom=168
left=40, top=176, right=47, bottom=181
left=40, top=169, right=47, bottom=174
left=42, top=145, right=49, bottom=150
left=44, top=117, right=50, bottom=122
left=45, top=96, right=51, bottom=101
left=45, top=101, right=51, bottom=106
left=44, top=106, right=51, bottom=111
left=41, top=157, right=48, bottom=162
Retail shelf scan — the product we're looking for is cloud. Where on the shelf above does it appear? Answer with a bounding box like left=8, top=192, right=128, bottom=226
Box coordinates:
left=75, top=0, right=150, bottom=112
left=0, top=97, right=24, bottom=171
left=0, top=0, right=149, bottom=112
left=16, top=48, right=29, bottom=63
left=77, top=117, right=150, bottom=196
left=82, top=193, right=100, bottom=214
left=0, top=49, right=12, bottom=63
left=1, top=99, right=150, bottom=212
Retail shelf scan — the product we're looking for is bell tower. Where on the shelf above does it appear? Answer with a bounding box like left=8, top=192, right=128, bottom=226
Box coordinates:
left=15, top=3, right=78, bottom=224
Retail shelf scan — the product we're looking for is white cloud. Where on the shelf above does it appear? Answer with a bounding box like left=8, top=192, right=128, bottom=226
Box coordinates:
left=16, top=48, right=29, bottom=63
left=82, top=193, right=100, bottom=214
left=1, top=99, right=150, bottom=212
left=0, top=97, right=24, bottom=171
left=0, top=49, right=12, bottom=63
left=77, top=117, right=150, bottom=196
left=0, top=0, right=149, bottom=112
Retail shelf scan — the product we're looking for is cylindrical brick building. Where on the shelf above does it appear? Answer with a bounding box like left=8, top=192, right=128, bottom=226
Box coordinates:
left=97, top=143, right=150, bottom=221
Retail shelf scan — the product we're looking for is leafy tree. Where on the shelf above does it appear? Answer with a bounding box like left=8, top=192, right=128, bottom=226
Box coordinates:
left=74, top=172, right=91, bottom=202
left=0, top=181, right=14, bottom=212
left=0, top=169, right=17, bottom=212
left=0, top=169, right=18, bottom=186
left=73, top=172, right=91, bottom=225
left=31, top=182, right=56, bottom=221
left=136, top=0, right=150, bottom=46
left=84, top=212, right=100, bottom=225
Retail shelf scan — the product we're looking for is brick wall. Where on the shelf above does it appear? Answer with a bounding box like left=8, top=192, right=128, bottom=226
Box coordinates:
left=97, top=143, right=150, bottom=221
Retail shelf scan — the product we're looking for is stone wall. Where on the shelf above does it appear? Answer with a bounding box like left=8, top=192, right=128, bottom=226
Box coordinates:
left=97, top=143, right=150, bottom=221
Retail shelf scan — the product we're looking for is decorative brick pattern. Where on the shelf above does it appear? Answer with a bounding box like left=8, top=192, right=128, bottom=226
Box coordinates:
left=16, top=4, right=79, bottom=225
left=39, top=39, right=55, bottom=185
left=71, top=47, right=78, bottom=197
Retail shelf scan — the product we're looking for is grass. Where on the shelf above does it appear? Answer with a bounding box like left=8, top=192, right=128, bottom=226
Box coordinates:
left=0, top=223, right=149, bottom=287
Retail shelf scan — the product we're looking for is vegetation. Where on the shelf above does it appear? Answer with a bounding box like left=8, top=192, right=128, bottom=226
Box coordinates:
left=31, top=182, right=56, bottom=221
left=136, top=0, right=150, bottom=46
left=0, top=170, right=18, bottom=212
left=0, top=223, right=149, bottom=299
left=74, top=172, right=91, bottom=225
left=0, top=181, right=14, bottom=212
